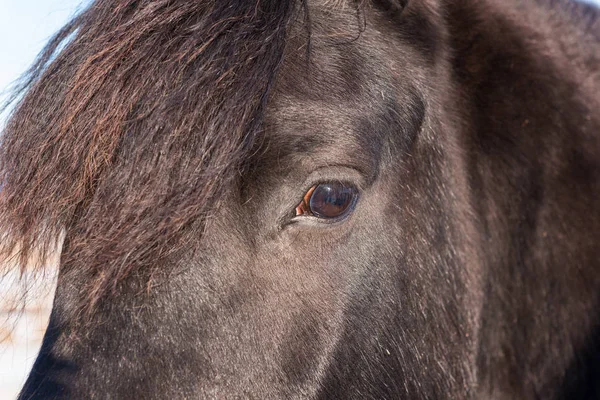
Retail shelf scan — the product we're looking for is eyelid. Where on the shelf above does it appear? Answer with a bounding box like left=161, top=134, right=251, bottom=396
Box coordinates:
left=296, top=166, right=368, bottom=196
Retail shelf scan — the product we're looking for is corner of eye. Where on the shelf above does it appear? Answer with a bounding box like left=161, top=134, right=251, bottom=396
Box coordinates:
left=278, top=211, right=301, bottom=230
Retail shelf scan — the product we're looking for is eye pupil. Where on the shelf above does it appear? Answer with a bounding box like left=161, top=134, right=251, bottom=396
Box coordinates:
left=307, top=182, right=357, bottom=219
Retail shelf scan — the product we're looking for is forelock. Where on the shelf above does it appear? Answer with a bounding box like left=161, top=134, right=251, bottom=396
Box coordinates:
left=0, top=0, right=299, bottom=311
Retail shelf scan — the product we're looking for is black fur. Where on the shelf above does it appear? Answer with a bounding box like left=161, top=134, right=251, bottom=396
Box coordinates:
left=0, top=0, right=598, bottom=398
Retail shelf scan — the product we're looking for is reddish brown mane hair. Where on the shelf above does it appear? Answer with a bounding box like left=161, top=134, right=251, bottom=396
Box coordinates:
left=0, top=0, right=298, bottom=307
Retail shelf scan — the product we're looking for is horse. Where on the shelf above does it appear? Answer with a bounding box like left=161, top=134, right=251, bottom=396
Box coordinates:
left=1, top=0, right=598, bottom=398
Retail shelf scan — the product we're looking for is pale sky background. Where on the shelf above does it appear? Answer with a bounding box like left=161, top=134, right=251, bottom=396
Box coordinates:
left=0, top=0, right=91, bottom=126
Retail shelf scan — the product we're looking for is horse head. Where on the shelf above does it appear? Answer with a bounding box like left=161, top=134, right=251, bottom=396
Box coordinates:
left=1, top=0, right=599, bottom=398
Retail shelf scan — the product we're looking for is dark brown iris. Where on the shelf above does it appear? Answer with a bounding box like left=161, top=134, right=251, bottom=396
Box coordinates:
left=295, top=182, right=357, bottom=219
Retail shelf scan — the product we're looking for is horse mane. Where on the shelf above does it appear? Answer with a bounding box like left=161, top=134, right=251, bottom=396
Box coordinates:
left=0, top=0, right=300, bottom=308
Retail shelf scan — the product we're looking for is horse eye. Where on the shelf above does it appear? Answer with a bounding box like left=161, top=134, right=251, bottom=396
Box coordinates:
left=295, top=182, right=358, bottom=220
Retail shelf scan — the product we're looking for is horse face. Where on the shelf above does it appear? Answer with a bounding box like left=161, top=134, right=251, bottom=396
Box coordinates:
left=5, top=0, right=599, bottom=397
left=18, top=4, right=484, bottom=398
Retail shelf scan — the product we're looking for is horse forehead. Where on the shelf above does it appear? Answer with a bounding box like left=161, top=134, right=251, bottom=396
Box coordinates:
left=259, top=94, right=398, bottom=183
left=275, top=6, right=396, bottom=95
